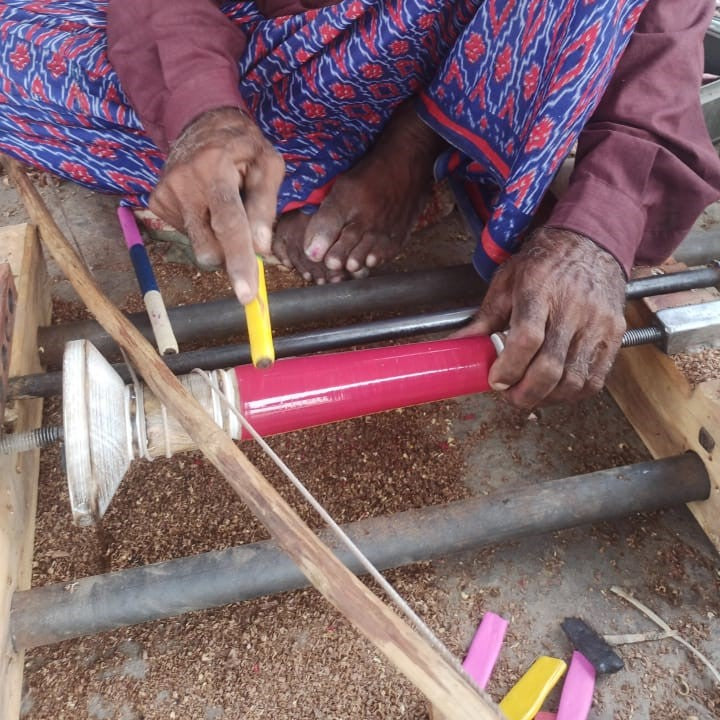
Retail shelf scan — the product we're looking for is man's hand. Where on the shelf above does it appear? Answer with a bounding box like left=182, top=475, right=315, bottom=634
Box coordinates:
left=149, top=107, right=285, bottom=304
left=456, top=228, right=627, bottom=409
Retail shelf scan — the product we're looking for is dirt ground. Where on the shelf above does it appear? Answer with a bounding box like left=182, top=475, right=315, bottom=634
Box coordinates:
left=2, top=175, right=720, bottom=719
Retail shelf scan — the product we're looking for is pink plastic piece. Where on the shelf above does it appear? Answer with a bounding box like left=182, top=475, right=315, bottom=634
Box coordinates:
left=555, top=652, right=596, bottom=720
left=234, top=336, right=495, bottom=438
left=117, top=206, right=143, bottom=249
left=463, top=611, right=508, bottom=689
left=534, top=713, right=557, bottom=720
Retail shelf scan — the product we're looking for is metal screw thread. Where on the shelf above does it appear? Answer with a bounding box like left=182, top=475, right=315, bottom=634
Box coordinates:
left=621, top=326, right=664, bottom=348
left=0, top=425, right=63, bottom=454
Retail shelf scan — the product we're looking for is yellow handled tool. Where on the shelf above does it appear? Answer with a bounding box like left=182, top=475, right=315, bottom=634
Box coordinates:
left=244, top=256, right=275, bottom=369
left=499, top=656, right=567, bottom=720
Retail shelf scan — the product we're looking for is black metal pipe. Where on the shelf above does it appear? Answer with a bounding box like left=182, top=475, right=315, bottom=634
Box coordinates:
left=34, top=262, right=720, bottom=370
left=7, top=306, right=667, bottom=400
left=37, top=264, right=486, bottom=369
left=624, top=264, right=720, bottom=300
left=11, top=453, right=709, bottom=650
left=9, top=307, right=478, bottom=399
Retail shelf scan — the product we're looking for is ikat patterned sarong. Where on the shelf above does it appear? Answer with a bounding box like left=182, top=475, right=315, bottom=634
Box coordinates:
left=0, top=0, right=647, bottom=278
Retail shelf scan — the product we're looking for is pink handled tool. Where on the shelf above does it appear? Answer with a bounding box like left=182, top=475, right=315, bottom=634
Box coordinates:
left=117, top=206, right=179, bottom=355
left=463, top=611, right=508, bottom=689
left=555, top=651, right=596, bottom=720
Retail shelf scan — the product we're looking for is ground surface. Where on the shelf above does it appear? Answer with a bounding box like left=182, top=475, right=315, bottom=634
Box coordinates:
left=2, top=171, right=720, bottom=719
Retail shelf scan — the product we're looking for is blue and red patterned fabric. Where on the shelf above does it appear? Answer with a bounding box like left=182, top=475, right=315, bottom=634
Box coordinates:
left=0, top=0, right=647, bottom=279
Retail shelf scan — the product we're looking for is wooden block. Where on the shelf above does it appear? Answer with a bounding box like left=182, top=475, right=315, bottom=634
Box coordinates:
left=607, top=300, right=720, bottom=552
left=0, top=264, right=17, bottom=425
left=0, top=224, right=51, bottom=720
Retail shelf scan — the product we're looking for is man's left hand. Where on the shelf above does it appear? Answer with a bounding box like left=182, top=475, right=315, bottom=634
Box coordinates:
left=455, top=227, right=627, bottom=409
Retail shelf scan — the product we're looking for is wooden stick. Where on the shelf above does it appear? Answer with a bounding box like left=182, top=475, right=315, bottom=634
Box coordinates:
left=2, top=156, right=503, bottom=720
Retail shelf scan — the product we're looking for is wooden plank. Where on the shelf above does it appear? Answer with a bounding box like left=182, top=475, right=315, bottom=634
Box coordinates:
left=0, top=224, right=51, bottom=720
left=607, top=300, right=720, bottom=551
left=4, top=151, right=503, bottom=719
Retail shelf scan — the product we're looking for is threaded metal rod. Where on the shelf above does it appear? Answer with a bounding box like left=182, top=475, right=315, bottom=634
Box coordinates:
left=2, top=327, right=663, bottom=453
left=0, top=425, right=63, bottom=454
left=621, top=326, right=665, bottom=347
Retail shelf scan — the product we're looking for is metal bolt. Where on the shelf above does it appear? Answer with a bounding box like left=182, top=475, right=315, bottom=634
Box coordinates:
left=0, top=425, right=63, bottom=454
left=621, top=326, right=664, bottom=348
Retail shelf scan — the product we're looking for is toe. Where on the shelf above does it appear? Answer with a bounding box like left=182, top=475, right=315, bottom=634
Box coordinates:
left=303, top=199, right=344, bottom=263
left=274, top=210, right=311, bottom=269
left=325, top=222, right=363, bottom=271
left=348, top=231, right=399, bottom=271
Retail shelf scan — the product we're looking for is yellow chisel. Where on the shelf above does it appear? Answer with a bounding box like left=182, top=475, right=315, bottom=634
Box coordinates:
left=244, top=256, right=275, bottom=369
left=499, top=656, right=567, bottom=720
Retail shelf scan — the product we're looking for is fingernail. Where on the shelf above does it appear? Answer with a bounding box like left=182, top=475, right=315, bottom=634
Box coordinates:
left=346, top=258, right=360, bottom=272
left=253, top=224, right=272, bottom=255
left=326, top=256, right=343, bottom=270
left=490, top=381, right=510, bottom=392
left=233, top=278, right=254, bottom=305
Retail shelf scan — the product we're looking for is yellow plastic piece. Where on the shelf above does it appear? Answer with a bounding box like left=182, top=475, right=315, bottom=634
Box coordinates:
left=498, top=656, right=567, bottom=720
left=245, top=256, right=275, bottom=369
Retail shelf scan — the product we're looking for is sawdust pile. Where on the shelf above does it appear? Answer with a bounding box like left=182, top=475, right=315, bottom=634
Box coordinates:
left=673, top=348, right=720, bottom=387
left=26, top=396, right=469, bottom=719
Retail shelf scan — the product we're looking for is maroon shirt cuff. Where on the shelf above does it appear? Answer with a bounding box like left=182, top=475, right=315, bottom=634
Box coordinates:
left=108, top=0, right=247, bottom=152
left=164, top=71, right=248, bottom=145
left=547, top=176, right=646, bottom=278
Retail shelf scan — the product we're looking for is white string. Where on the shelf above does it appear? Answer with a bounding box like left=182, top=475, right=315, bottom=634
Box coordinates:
left=120, top=348, right=153, bottom=462
left=191, top=368, right=467, bottom=677
left=160, top=403, right=172, bottom=459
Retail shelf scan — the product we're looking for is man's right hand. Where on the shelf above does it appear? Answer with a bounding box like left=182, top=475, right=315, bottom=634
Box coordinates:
left=149, top=107, right=285, bottom=304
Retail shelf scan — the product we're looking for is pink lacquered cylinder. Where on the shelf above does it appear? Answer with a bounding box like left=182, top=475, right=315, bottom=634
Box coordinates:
left=234, top=336, right=496, bottom=438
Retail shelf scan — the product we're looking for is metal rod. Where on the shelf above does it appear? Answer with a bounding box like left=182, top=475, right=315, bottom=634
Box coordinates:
left=34, top=262, right=720, bottom=370
left=11, top=453, right=709, bottom=650
left=624, top=264, right=720, bottom=299
left=0, top=425, right=63, bottom=454
left=9, top=308, right=478, bottom=399
left=7, top=306, right=667, bottom=401
left=37, top=264, right=486, bottom=369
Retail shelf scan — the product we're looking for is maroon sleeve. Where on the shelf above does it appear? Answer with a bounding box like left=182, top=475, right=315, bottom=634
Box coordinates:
left=547, top=0, right=720, bottom=275
left=107, top=0, right=248, bottom=152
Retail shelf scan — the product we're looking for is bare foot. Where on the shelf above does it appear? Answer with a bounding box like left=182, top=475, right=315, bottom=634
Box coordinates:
left=273, top=101, right=444, bottom=283
left=273, top=210, right=350, bottom=284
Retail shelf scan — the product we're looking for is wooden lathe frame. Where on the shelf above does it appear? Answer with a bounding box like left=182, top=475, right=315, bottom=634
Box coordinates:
left=1, top=221, right=719, bottom=719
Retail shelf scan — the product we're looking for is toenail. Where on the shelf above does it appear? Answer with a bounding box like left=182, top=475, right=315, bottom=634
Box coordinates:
left=306, top=236, right=329, bottom=261
left=366, top=254, right=378, bottom=267
left=346, top=258, right=360, bottom=272
left=302, top=272, right=311, bottom=281
left=316, top=277, right=325, bottom=285
left=326, top=256, right=343, bottom=270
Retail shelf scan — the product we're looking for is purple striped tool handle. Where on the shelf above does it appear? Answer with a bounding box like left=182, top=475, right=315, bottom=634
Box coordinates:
left=117, top=206, right=179, bottom=355
left=463, top=611, right=508, bottom=689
